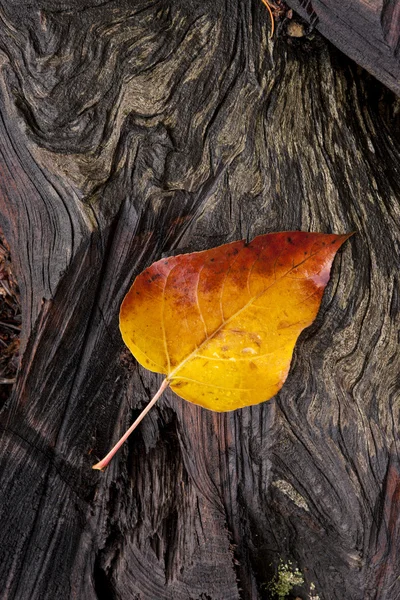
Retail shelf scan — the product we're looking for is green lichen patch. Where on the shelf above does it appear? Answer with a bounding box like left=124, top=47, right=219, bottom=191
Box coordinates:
left=264, top=560, right=304, bottom=599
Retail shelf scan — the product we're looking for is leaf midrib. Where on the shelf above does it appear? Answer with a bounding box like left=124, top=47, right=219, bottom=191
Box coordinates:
left=166, top=244, right=326, bottom=382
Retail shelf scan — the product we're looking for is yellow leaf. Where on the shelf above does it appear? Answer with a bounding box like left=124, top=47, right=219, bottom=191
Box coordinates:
left=93, top=231, right=351, bottom=469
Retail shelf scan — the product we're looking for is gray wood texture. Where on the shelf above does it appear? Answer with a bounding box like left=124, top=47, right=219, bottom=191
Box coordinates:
left=0, top=1, right=399, bottom=599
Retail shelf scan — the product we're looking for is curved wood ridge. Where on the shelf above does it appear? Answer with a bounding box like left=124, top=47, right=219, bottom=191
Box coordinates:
left=0, top=1, right=399, bottom=599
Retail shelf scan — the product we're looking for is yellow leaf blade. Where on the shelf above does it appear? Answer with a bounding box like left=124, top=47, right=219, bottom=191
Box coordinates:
left=120, top=232, right=351, bottom=411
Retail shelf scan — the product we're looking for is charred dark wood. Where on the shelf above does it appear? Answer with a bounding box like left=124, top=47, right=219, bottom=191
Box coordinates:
left=0, top=1, right=399, bottom=599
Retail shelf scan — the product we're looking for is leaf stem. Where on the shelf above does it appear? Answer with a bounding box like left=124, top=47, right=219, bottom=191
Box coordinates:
left=92, top=378, right=170, bottom=471
left=260, top=0, right=275, bottom=39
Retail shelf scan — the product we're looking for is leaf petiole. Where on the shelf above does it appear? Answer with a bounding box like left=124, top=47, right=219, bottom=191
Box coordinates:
left=92, top=378, right=170, bottom=471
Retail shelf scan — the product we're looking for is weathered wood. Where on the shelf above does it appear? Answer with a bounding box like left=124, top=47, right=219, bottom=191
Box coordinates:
left=0, top=1, right=399, bottom=599
left=286, top=0, right=400, bottom=96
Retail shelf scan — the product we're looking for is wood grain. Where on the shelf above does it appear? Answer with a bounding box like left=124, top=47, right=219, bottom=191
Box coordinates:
left=0, top=1, right=399, bottom=599
left=286, top=0, right=400, bottom=96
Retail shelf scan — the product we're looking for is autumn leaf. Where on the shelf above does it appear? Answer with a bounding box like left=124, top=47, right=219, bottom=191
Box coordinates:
left=93, top=231, right=351, bottom=470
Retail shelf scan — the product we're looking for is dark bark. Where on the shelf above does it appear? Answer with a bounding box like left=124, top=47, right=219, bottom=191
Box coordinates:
left=0, top=1, right=399, bottom=599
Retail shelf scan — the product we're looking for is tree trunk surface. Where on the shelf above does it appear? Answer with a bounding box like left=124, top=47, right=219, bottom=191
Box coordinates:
left=0, top=2, right=399, bottom=599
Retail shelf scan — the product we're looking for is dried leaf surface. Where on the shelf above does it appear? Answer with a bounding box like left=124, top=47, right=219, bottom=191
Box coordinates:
left=120, top=232, right=350, bottom=411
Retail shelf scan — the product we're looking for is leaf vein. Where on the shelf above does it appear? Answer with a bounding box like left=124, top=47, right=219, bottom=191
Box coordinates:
left=167, top=244, right=332, bottom=380
left=195, top=264, right=208, bottom=338
left=161, top=269, right=172, bottom=373
left=170, top=377, right=259, bottom=392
